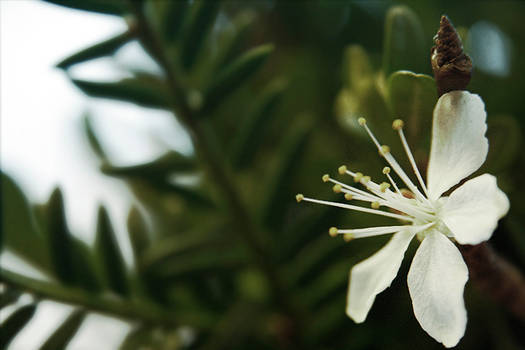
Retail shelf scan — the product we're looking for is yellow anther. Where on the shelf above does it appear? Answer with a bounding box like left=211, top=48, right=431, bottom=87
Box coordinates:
left=338, top=165, right=347, bottom=175
left=332, top=184, right=342, bottom=193
left=382, top=166, right=391, bottom=174
left=343, top=233, right=354, bottom=242
left=353, top=172, right=363, bottom=183
left=358, top=117, right=366, bottom=126
left=392, top=119, right=404, bottom=130
left=296, top=194, right=304, bottom=202
left=371, top=201, right=381, bottom=209
left=329, top=227, right=338, bottom=237
left=361, top=175, right=371, bottom=184
left=379, top=182, right=391, bottom=192
left=344, top=193, right=353, bottom=201
left=322, top=174, right=330, bottom=182
left=379, top=145, right=390, bottom=156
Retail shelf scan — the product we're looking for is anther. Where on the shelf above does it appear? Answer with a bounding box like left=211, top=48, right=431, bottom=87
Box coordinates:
left=329, top=227, right=338, bottom=237
left=400, top=188, right=415, bottom=199
left=344, top=193, right=353, bottom=201
left=338, top=165, right=347, bottom=175
left=296, top=194, right=304, bottom=202
left=353, top=172, right=363, bottom=183
left=379, top=145, right=390, bottom=156
left=361, top=175, right=371, bottom=184
left=322, top=174, right=330, bottom=182
left=332, top=184, right=342, bottom=193
left=379, top=182, right=391, bottom=192
left=343, top=233, right=354, bottom=242
left=392, top=119, right=404, bottom=130
left=358, top=117, right=366, bottom=126
left=382, top=166, right=391, bottom=174
left=371, top=201, right=380, bottom=209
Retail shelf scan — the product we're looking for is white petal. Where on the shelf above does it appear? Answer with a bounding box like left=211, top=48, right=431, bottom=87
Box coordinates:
left=427, top=91, right=488, bottom=200
left=346, top=230, right=415, bottom=323
left=440, top=174, right=509, bottom=245
left=408, top=231, right=468, bottom=348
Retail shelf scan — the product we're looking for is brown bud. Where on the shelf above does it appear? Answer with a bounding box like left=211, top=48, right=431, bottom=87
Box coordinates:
left=431, top=16, right=472, bottom=96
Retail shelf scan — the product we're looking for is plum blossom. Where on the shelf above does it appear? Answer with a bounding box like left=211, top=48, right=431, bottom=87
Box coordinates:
left=296, top=91, right=509, bottom=347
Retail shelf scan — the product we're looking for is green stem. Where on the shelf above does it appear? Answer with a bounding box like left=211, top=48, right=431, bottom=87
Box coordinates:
left=1, top=269, right=215, bottom=328
left=127, top=1, right=302, bottom=339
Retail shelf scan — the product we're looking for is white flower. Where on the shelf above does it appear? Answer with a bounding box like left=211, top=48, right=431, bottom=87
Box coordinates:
left=296, top=91, right=509, bottom=347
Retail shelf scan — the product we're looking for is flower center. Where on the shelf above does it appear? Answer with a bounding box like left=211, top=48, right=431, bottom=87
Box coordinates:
left=296, top=117, right=440, bottom=241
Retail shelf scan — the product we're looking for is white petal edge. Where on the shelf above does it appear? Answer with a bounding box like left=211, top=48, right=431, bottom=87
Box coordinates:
left=440, top=174, right=509, bottom=245
left=426, top=91, right=488, bottom=200
left=346, top=230, right=415, bottom=323
left=408, top=230, right=468, bottom=348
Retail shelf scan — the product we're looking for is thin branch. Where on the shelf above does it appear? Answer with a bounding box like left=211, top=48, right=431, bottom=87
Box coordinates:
left=1, top=269, right=215, bottom=328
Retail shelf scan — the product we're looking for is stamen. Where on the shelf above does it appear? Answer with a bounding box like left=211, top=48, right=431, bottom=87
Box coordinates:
left=322, top=174, right=330, bottom=182
left=329, top=227, right=338, bottom=237
left=344, top=193, right=353, bottom=200
left=338, top=165, right=347, bottom=175
left=337, top=222, right=434, bottom=239
left=296, top=194, right=304, bottom=202
left=353, top=172, right=363, bottom=183
left=383, top=167, right=401, bottom=194
left=298, top=196, right=414, bottom=222
left=332, top=184, right=342, bottom=193
left=359, top=119, right=428, bottom=203
left=396, top=124, right=429, bottom=198
left=379, top=182, right=390, bottom=192
left=371, top=201, right=380, bottom=209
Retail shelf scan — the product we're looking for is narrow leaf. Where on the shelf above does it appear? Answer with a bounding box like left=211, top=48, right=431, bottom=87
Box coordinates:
left=1, top=172, right=51, bottom=271
left=127, top=207, right=150, bottom=262
left=71, top=77, right=171, bottom=109
left=57, top=30, right=132, bottom=69
left=260, top=123, right=310, bottom=230
left=203, top=44, right=274, bottom=113
left=70, top=237, right=103, bottom=292
left=180, top=0, right=221, bottom=69
left=95, top=207, right=129, bottom=296
left=45, top=188, right=76, bottom=285
left=147, top=0, right=190, bottom=42
left=43, top=0, right=127, bottom=16
left=382, top=5, right=426, bottom=76
left=39, top=310, right=86, bottom=350
left=230, top=80, right=285, bottom=169
left=0, top=303, right=37, bottom=349
left=101, top=151, right=195, bottom=177
left=83, top=114, right=107, bottom=160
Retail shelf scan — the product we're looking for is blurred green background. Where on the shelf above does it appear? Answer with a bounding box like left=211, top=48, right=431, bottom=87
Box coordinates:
left=1, top=0, right=524, bottom=349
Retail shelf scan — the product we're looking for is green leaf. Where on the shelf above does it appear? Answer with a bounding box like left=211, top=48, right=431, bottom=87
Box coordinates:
left=94, top=207, right=129, bottom=296
left=180, top=0, right=221, bottom=70
left=211, top=11, right=256, bottom=73
left=0, top=303, right=37, bottom=349
left=260, top=123, right=310, bottom=230
left=127, top=207, right=150, bottom=262
left=83, top=114, right=107, bottom=160
left=45, top=188, right=76, bottom=285
left=1, top=172, right=51, bottom=271
left=101, top=151, right=195, bottom=177
left=71, top=77, right=171, bottom=109
left=382, top=5, right=426, bottom=76
left=202, top=44, right=274, bottom=114
left=386, top=71, right=437, bottom=145
left=146, top=0, right=190, bottom=43
left=230, top=80, right=286, bottom=169
left=343, top=45, right=374, bottom=91
left=40, top=310, right=86, bottom=350
left=70, top=237, right=103, bottom=292
left=43, top=0, right=127, bottom=16
left=56, top=30, right=132, bottom=69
